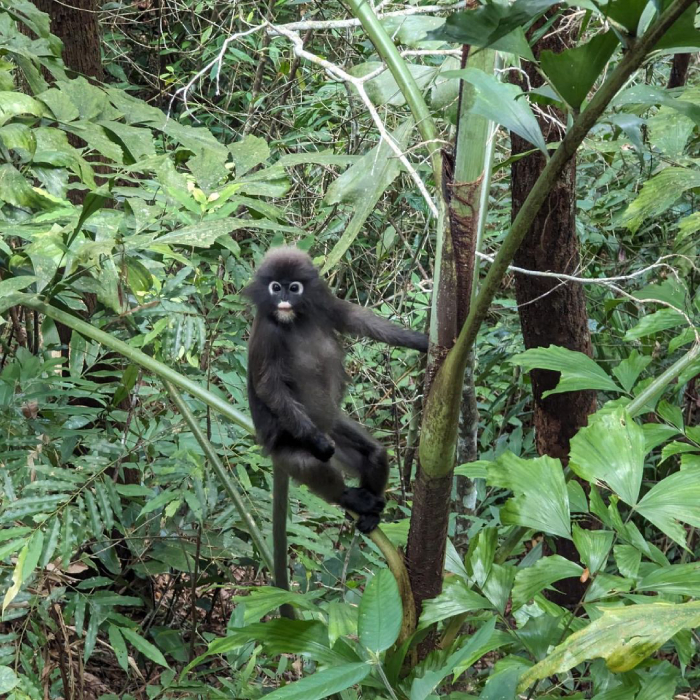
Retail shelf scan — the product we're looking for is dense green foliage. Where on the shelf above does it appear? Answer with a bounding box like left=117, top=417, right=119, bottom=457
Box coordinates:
left=0, top=0, right=699, bottom=698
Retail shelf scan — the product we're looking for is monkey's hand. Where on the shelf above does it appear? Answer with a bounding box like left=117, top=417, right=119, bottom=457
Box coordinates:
left=309, top=432, right=335, bottom=462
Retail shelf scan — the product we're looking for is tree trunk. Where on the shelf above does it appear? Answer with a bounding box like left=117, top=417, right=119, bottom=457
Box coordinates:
left=406, top=47, right=494, bottom=615
left=667, top=52, right=691, bottom=88
left=33, top=0, right=103, bottom=83
left=510, top=19, right=597, bottom=606
left=29, top=0, right=103, bottom=357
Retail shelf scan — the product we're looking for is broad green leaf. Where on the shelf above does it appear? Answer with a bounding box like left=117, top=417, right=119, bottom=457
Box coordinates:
left=98, top=120, right=156, bottom=162
left=465, top=527, right=497, bottom=587
left=540, top=32, right=619, bottom=109
left=240, top=587, right=323, bottom=623
left=443, top=68, right=546, bottom=153
left=328, top=602, right=358, bottom=647
left=322, top=119, right=413, bottom=273
left=654, top=3, right=700, bottom=50
left=151, top=219, right=241, bottom=248
left=229, top=134, right=270, bottom=175
left=0, top=91, right=47, bottom=126
left=572, top=525, right=614, bottom=575
left=108, top=625, right=129, bottom=671
left=55, top=77, right=108, bottom=120
left=35, top=87, right=80, bottom=122
left=428, top=0, right=557, bottom=50
left=512, top=555, right=583, bottom=608
left=518, top=601, right=700, bottom=690
left=482, top=563, right=516, bottom=614
left=2, top=543, right=27, bottom=612
left=350, top=61, right=436, bottom=107
left=0, top=666, right=19, bottom=693
left=419, top=578, right=491, bottom=628
left=512, top=345, right=621, bottom=396
left=636, top=467, right=700, bottom=547
left=613, top=84, right=700, bottom=126
left=263, top=662, right=370, bottom=700
left=409, top=619, right=496, bottom=700
left=358, top=568, right=402, bottom=653
left=22, top=528, right=44, bottom=582
left=120, top=627, right=169, bottom=668
left=648, top=90, right=697, bottom=157
left=612, top=350, right=651, bottom=392
left=480, top=657, right=532, bottom=699
left=605, top=0, right=647, bottom=32
left=614, top=544, right=642, bottom=578
left=569, top=409, right=644, bottom=505
left=623, top=308, right=687, bottom=341
left=381, top=15, right=447, bottom=48
left=0, top=276, right=37, bottom=297
left=642, top=422, right=679, bottom=453
left=488, top=452, right=571, bottom=538
left=63, top=121, right=125, bottom=163
left=0, top=163, right=56, bottom=209
left=637, top=562, right=700, bottom=597
left=635, top=662, right=679, bottom=700
left=0, top=122, right=36, bottom=154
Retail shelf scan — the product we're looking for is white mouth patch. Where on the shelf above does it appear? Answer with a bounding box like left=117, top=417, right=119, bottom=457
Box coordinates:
left=275, top=309, right=295, bottom=323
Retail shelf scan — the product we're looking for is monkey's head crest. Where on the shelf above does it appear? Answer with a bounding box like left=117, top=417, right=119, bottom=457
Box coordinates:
left=244, top=246, right=323, bottom=324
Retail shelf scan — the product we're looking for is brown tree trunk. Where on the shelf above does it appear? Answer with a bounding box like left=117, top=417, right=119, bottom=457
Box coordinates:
left=510, top=19, right=597, bottom=606
left=33, top=0, right=103, bottom=83
left=667, top=53, right=691, bottom=88
left=29, top=0, right=103, bottom=358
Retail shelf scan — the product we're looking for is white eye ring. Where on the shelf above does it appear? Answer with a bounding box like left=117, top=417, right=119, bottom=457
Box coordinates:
left=269, top=281, right=282, bottom=294
left=289, top=281, right=304, bottom=294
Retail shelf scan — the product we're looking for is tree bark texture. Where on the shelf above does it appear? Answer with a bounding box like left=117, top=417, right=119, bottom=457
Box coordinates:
left=510, top=18, right=597, bottom=606
left=33, top=0, right=103, bottom=83
left=667, top=52, right=691, bottom=88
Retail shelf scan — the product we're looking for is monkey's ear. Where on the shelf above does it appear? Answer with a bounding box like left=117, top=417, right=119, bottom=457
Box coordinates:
left=241, top=282, right=256, bottom=299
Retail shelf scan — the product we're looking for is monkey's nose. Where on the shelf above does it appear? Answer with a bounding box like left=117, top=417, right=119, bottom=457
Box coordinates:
left=277, top=301, right=292, bottom=310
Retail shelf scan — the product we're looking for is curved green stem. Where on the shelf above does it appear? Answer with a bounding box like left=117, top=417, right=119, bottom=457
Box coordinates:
left=164, top=380, right=274, bottom=573
left=346, top=0, right=440, bottom=182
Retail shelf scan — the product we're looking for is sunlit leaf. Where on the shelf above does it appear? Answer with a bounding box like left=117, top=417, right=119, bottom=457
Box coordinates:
left=513, top=345, right=621, bottom=396
left=358, top=568, right=402, bottom=653
left=519, top=601, right=700, bottom=690
left=636, top=467, right=700, bottom=548
left=443, top=68, right=547, bottom=153
left=263, top=662, right=370, bottom=700
left=488, top=452, right=571, bottom=538
left=569, top=409, right=644, bottom=505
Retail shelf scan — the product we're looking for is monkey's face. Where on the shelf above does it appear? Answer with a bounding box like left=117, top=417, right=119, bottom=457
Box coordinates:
left=266, top=279, right=305, bottom=323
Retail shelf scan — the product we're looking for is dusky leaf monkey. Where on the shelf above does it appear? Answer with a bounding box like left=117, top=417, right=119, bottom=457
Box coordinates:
left=244, top=247, right=428, bottom=602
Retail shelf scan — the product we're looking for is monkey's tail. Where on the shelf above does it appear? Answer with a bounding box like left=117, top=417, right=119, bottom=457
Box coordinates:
left=272, top=468, right=294, bottom=619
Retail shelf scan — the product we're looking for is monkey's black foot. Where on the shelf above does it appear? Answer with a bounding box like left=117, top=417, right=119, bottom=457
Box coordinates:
left=340, top=487, right=385, bottom=533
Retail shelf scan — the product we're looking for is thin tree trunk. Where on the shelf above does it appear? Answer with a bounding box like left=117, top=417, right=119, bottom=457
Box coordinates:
left=33, top=0, right=103, bottom=83
left=510, top=18, right=597, bottom=607
left=30, top=0, right=103, bottom=359
left=667, top=52, right=691, bottom=88
left=406, top=47, right=494, bottom=614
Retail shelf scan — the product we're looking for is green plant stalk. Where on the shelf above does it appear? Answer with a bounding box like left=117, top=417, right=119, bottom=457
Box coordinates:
left=627, top=342, right=700, bottom=416
left=11, top=294, right=254, bottom=433
left=494, top=341, right=700, bottom=565
left=419, top=0, right=695, bottom=479
left=345, top=0, right=449, bottom=347
left=164, top=380, right=275, bottom=573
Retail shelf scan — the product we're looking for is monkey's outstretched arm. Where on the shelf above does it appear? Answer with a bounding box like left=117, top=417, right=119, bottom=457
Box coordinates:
left=333, top=299, right=428, bottom=352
